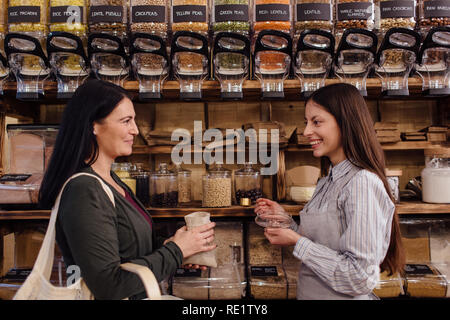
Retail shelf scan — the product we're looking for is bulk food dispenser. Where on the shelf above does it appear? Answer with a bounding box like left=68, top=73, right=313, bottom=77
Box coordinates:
left=0, top=52, right=9, bottom=96
left=88, top=33, right=130, bottom=86
left=415, top=26, right=450, bottom=96
left=213, top=32, right=250, bottom=100
left=47, top=32, right=90, bottom=99
left=294, top=29, right=334, bottom=98
left=130, top=33, right=169, bottom=101
left=333, top=28, right=378, bottom=96
left=253, top=29, right=292, bottom=99
left=171, top=31, right=209, bottom=101
left=374, top=27, right=421, bottom=96
left=5, top=33, right=51, bottom=100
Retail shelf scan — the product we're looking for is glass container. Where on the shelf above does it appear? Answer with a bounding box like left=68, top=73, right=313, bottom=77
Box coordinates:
left=150, top=163, right=178, bottom=207
left=253, top=0, right=292, bottom=38
left=253, top=29, right=292, bottom=99
left=213, top=32, right=250, bottom=100
left=171, top=0, right=209, bottom=36
left=88, top=0, right=127, bottom=39
left=130, top=0, right=168, bottom=39
left=234, top=162, right=262, bottom=205
left=202, top=163, right=232, bottom=207
left=294, top=0, right=333, bottom=37
left=415, top=26, right=450, bottom=96
left=112, top=162, right=137, bottom=194
left=294, top=29, right=334, bottom=98
left=131, top=163, right=150, bottom=207
left=374, top=0, right=416, bottom=36
left=8, top=0, right=48, bottom=39
left=374, top=27, right=421, bottom=96
left=335, top=0, right=374, bottom=41
left=49, top=0, right=87, bottom=38
left=212, top=0, right=251, bottom=36
left=173, top=163, right=192, bottom=203
left=421, top=148, right=450, bottom=204
left=333, top=28, right=378, bottom=96
left=418, top=0, right=450, bottom=35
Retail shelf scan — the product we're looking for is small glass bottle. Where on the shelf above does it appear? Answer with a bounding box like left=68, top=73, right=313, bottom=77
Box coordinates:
left=173, top=163, right=192, bottom=204
left=202, top=163, right=232, bottom=207
left=150, top=163, right=179, bottom=207
left=111, top=162, right=137, bottom=194
left=234, top=162, right=262, bottom=205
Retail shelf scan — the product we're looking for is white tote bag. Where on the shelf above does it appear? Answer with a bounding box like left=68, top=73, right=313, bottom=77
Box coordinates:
left=13, top=173, right=181, bottom=300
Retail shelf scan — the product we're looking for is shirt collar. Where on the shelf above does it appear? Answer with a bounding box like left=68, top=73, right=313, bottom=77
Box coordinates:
left=329, top=159, right=355, bottom=181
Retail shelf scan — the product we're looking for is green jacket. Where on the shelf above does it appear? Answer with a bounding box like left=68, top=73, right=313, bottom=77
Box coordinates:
left=55, top=166, right=183, bottom=300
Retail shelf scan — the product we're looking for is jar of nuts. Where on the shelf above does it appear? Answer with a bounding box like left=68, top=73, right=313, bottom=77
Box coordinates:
left=234, top=162, right=262, bottom=205
left=89, top=0, right=128, bottom=39
left=335, top=0, right=375, bottom=40
left=8, top=0, right=49, bottom=38
left=374, top=0, right=416, bottom=35
left=171, top=0, right=209, bottom=36
left=202, top=163, right=232, bottom=207
left=130, top=0, right=169, bottom=39
left=173, top=163, right=192, bottom=203
left=294, top=0, right=333, bottom=37
left=49, top=0, right=88, bottom=38
left=150, top=163, right=179, bottom=207
left=419, top=0, right=450, bottom=35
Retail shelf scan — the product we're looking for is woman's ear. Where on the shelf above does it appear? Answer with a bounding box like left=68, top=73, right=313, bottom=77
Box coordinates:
left=93, top=122, right=99, bottom=136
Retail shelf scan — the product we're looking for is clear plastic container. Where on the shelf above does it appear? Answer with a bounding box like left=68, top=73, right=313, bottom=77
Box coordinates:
left=202, top=163, right=232, bottom=207
left=173, top=163, right=192, bottom=203
left=419, top=0, right=450, bottom=34
left=8, top=0, right=48, bottom=38
left=212, top=0, right=251, bottom=35
left=88, top=0, right=127, bottom=38
left=385, top=168, right=402, bottom=203
left=150, top=163, right=178, bottom=207
left=247, top=222, right=282, bottom=265
left=248, top=265, right=287, bottom=299
left=214, top=221, right=244, bottom=266
left=421, top=148, right=450, bottom=204
left=404, top=263, right=448, bottom=298
left=374, top=0, right=416, bottom=35
left=234, top=162, right=262, bottom=205
left=335, top=0, right=375, bottom=37
left=112, top=162, right=137, bottom=194
left=130, top=0, right=169, bottom=39
left=294, top=0, right=333, bottom=36
left=253, top=0, right=292, bottom=37
left=171, top=0, right=209, bottom=36
left=372, top=271, right=405, bottom=298
left=49, top=0, right=87, bottom=37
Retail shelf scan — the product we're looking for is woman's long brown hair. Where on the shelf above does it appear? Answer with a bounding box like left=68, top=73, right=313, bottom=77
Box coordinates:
left=308, top=83, right=405, bottom=276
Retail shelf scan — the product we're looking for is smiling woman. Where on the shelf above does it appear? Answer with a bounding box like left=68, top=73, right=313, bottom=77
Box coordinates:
left=38, top=79, right=217, bottom=300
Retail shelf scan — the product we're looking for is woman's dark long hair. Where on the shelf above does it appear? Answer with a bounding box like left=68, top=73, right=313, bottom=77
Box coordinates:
left=307, top=83, right=405, bottom=276
left=39, top=79, right=130, bottom=209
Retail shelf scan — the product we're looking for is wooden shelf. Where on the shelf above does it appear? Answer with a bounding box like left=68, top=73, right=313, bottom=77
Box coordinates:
left=1, top=201, right=448, bottom=220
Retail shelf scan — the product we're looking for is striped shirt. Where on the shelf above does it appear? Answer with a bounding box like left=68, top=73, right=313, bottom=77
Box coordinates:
left=291, top=159, right=395, bottom=296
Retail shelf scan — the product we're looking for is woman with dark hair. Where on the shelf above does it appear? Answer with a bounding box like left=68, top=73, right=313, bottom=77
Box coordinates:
left=255, top=83, right=405, bottom=300
left=39, top=79, right=216, bottom=300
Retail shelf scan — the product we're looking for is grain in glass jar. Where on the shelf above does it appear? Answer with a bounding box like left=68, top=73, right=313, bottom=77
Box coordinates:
left=202, top=163, right=232, bottom=207
left=294, top=0, right=333, bottom=36
left=8, top=0, right=48, bottom=37
left=374, top=0, right=416, bottom=35
left=212, top=0, right=251, bottom=36
left=49, top=0, right=87, bottom=37
left=254, top=0, right=292, bottom=37
left=130, top=0, right=168, bottom=38
left=171, top=0, right=209, bottom=36
left=150, top=163, right=178, bottom=207
left=419, top=0, right=450, bottom=34
left=173, top=163, right=192, bottom=203
left=89, top=0, right=127, bottom=38
left=112, top=162, right=137, bottom=194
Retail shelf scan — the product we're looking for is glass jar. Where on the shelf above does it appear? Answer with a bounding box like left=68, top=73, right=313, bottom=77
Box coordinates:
left=150, top=163, right=178, bottom=207
left=8, top=0, right=48, bottom=38
left=202, top=163, right=232, bottom=207
left=375, top=0, right=416, bottom=35
left=253, top=0, right=292, bottom=37
left=173, top=163, right=192, bottom=203
left=131, top=163, right=150, bottom=207
left=294, top=0, right=333, bottom=36
left=335, top=0, right=374, bottom=38
left=234, top=162, right=262, bottom=205
left=419, top=0, right=450, bottom=34
left=171, top=0, right=209, bottom=36
left=112, top=162, right=137, bottom=194
left=130, top=0, right=169, bottom=39
left=385, top=168, right=402, bottom=203
left=212, top=0, right=251, bottom=36
left=89, top=0, right=127, bottom=38
left=421, top=148, right=450, bottom=204
left=49, top=0, right=88, bottom=37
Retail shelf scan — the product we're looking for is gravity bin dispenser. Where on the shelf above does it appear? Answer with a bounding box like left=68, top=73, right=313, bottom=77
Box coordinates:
left=213, top=32, right=250, bottom=100
left=333, top=28, right=378, bottom=97
left=374, top=27, right=421, bottom=97
left=130, top=33, right=169, bottom=101
left=88, top=33, right=130, bottom=87
left=171, top=31, right=209, bottom=101
left=0, top=52, right=9, bottom=96
left=253, top=29, right=292, bottom=99
left=415, top=26, right=450, bottom=97
left=47, top=32, right=90, bottom=100
left=5, top=33, right=51, bottom=100
left=294, top=29, right=334, bottom=99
